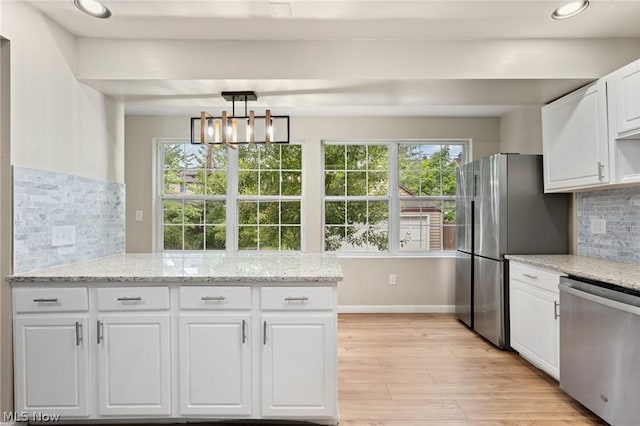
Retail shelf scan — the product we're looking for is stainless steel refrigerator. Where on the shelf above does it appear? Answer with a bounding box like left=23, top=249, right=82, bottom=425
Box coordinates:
left=455, top=153, right=569, bottom=348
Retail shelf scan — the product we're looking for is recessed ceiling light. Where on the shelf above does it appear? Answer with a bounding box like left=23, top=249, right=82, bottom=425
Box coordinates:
left=73, top=0, right=112, bottom=19
left=551, top=0, right=590, bottom=20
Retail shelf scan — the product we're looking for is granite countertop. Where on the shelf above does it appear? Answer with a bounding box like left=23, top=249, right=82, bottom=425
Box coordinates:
left=505, top=254, right=640, bottom=292
left=8, top=252, right=344, bottom=284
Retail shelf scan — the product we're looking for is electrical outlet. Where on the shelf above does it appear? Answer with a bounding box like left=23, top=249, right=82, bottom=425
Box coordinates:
left=590, top=218, right=606, bottom=235
left=389, top=273, right=397, bottom=286
left=135, top=210, right=144, bottom=221
left=51, top=226, right=76, bottom=247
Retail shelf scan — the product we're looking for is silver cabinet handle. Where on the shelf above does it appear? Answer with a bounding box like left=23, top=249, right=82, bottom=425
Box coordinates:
left=597, top=161, right=604, bottom=180
left=75, top=322, right=82, bottom=346
left=97, top=321, right=104, bottom=344
left=33, top=298, right=58, bottom=303
left=263, top=321, right=267, bottom=345
left=201, top=296, right=226, bottom=301
left=554, top=301, right=560, bottom=319
left=242, top=319, right=247, bottom=344
left=523, top=273, right=538, bottom=280
left=117, top=297, right=142, bottom=302
left=285, top=296, right=309, bottom=302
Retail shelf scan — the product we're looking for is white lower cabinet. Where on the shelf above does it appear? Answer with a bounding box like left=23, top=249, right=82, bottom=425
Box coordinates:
left=178, top=314, right=251, bottom=415
left=14, top=316, right=90, bottom=417
left=97, top=314, right=171, bottom=416
left=509, top=262, right=565, bottom=380
left=262, top=314, right=335, bottom=417
left=13, top=284, right=338, bottom=424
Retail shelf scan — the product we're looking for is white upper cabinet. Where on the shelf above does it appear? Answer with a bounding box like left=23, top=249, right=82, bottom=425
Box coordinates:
left=607, top=59, right=640, bottom=184
left=609, top=59, right=640, bottom=139
left=542, top=80, right=609, bottom=192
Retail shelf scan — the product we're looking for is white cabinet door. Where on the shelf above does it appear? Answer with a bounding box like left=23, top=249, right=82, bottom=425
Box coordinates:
left=178, top=314, right=251, bottom=416
left=611, top=59, right=640, bottom=138
left=14, top=316, right=90, bottom=417
left=261, top=314, right=335, bottom=418
left=542, top=80, right=609, bottom=192
left=97, top=314, right=171, bottom=416
left=509, top=280, right=559, bottom=380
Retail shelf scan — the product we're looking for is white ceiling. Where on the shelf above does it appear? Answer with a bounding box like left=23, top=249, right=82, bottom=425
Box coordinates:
left=24, top=0, right=640, bottom=116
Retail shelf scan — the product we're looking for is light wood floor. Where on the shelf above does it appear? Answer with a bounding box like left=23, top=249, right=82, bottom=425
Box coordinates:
left=337, top=313, right=604, bottom=426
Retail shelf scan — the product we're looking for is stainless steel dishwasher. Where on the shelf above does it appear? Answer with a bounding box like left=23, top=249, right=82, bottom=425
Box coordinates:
left=559, top=277, right=640, bottom=426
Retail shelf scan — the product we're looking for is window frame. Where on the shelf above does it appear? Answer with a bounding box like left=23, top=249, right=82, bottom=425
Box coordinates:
left=321, top=139, right=470, bottom=256
left=154, top=139, right=304, bottom=253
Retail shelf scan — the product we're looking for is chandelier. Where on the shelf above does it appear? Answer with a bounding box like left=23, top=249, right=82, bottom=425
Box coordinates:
left=190, top=91, right=290, bottom=148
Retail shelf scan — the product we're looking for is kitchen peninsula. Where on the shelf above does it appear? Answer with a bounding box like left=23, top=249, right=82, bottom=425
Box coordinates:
left=8, top=252, right=343, bottom=425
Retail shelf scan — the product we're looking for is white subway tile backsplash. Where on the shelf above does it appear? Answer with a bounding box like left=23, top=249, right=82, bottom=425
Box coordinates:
left=13, top=167, right=125, bottom=273
left=577, top=186, right=640, bottom=264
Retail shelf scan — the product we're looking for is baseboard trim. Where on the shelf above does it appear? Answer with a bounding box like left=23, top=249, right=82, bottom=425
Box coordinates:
left=338, top=305, right=455, bottom=314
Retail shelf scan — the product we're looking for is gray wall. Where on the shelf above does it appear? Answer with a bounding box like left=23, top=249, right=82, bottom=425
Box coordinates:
left=577, top=186, right=640, bottom=263
left=499, top=105, right=543, bottom=155
left=125, top=115, right=501, bottom=308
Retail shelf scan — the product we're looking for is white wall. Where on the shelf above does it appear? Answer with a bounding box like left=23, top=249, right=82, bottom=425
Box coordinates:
left=0, top=35, right=10, bottom=417
left=0, top=1, right=126, bottom=414
left=125, top=115, right=501, bottom=308
left=2, top=1, right=124, bottom=183
left=499, top=105, right=543, bottom=154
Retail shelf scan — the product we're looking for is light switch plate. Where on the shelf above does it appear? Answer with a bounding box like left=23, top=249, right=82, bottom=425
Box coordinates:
left=51, top=226, right=76, bottom=246
left=590, top=218, right=606, bottom=235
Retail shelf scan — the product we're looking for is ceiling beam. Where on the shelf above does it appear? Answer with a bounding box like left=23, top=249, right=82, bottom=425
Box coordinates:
left=76, top=38, right=640, bottom=81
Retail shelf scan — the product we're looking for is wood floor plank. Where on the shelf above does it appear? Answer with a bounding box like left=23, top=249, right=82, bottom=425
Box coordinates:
left=387, top=382, right=573, bottom=400
left=338, top=399, right=468, bottom=421
left=339, top=383, right=391, bottom=400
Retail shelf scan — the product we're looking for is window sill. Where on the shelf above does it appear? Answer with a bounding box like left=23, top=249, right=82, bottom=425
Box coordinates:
left=334, top=252, right=457, bottom=260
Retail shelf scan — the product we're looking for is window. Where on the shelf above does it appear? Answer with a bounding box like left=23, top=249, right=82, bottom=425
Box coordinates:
left=324, top=143, right=390, bottom=252
left=398, top=143, right=462, bottom=252
left=322, top=141, right=467, bottom=254
left=237, top=145, right=303, bottom=250
left=158, top=141, right=302, bottom=252
left=161, top=143, right=227, bottom=250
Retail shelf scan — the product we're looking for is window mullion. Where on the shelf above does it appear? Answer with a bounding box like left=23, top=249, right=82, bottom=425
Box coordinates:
left=389, top=141, right=399, bottom=255
left=228, top=146, right=239, bottom=252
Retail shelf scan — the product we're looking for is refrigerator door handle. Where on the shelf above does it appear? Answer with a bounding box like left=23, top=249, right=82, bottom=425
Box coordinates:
left=473, top=174, right=478, bottom=197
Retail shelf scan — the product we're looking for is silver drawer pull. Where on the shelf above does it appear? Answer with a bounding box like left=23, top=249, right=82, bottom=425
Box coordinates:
left=523, top=273, right=538, bottom=279
left=554, top=301, right=560, bottom=319
left=33, top=298, right=59, bottom=303
left=201, top=296, right=226, bottom=301
left=285, top=296, right=309, bottom=302
left=117, top=297, right=142, bottom=302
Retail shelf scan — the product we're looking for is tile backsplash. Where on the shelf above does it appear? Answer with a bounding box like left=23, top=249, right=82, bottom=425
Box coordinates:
left=13, top=167, right=125, bottom=273
left=577, top=186, right=640, bottom=264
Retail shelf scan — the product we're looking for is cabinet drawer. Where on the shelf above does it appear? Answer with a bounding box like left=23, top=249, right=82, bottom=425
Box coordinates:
left=97, top=287, right=169, bottom=311
left=261, top=287, right=334, bottom=311
left=510, top=262, right=565, bottom=293
left=180, top=286, right=251, bottom=310
left=14, top=287, right=88, bottom=313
